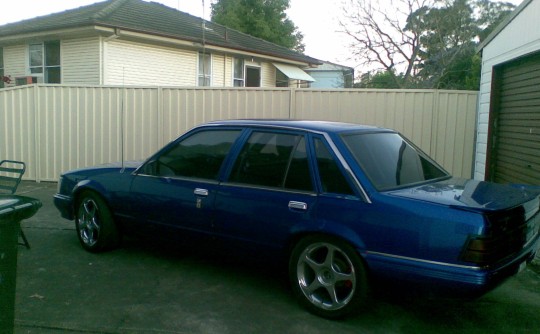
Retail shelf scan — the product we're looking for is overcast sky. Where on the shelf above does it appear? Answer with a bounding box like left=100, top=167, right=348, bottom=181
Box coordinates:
left=0, top=0, right=524, bottom=71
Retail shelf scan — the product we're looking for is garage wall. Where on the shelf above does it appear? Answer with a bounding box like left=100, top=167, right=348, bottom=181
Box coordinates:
left=475, top=0, right=540, bottom=181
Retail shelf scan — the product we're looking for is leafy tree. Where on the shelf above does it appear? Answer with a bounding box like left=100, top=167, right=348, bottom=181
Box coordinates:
left=354, top=70, right=404, bottom=89
left=475, top=0, right=517, bottom=41
left=340, top=0, right=515, bottom=90
left=211, top=0, right=305, bottom=52
left=412, top=0, right=480, bottom=88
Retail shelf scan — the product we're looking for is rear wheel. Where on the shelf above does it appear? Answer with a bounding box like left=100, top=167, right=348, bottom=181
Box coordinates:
left=289, top=236, right=368, bottom=319
left=75, top=191, right=120, bottom=252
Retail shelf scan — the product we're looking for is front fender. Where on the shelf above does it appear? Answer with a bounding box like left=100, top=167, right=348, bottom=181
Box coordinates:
left=71, top=179, right=110, bottom=210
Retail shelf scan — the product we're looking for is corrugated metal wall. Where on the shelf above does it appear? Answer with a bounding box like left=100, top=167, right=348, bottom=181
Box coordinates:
left=0, top=85, right=477, bottom=181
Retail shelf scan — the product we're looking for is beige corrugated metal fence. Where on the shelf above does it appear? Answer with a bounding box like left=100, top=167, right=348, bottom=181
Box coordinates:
left=0, top=85, right=477, bottom=181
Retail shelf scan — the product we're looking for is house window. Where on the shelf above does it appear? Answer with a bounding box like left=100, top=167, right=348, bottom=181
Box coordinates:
left=233, top=58, right=244, bottom=87
left=29, top=41, right=61, bottom=83
left=276, top=70, right=289, bottom=87
left=198, top=52, right=211, bottom=86
left=0, top=47, right=4, bottom=88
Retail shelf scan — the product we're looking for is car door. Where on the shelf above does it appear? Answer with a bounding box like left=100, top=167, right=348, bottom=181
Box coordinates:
left=127, top=128, right=242, bottom=234
left=214, top=130, right=318, bottom=250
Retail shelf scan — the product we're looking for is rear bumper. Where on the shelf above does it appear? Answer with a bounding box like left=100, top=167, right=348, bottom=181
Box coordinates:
left=364, top=233, right=540, bottom=297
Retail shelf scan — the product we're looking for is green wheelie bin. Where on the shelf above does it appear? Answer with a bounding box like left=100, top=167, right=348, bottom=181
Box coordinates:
left=0, top=195, right=41, bottom=334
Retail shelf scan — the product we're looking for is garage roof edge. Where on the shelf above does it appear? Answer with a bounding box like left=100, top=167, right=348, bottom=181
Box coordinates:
left=477, top=0, right=533, bottom=52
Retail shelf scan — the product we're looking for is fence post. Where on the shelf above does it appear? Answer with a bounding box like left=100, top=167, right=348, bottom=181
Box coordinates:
left=32, top=85, right=41, bottom=183
left=288, top=88, right=296, bottom=119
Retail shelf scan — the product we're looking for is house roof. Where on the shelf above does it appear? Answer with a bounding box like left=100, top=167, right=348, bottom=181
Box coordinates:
left=304, top=60, right=354, bottom=72
left=477, top=0, right=532, bottom=52
left=0, top=0, right=321, bottom=66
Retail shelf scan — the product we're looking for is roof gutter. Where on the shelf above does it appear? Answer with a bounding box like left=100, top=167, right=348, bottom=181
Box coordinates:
left=0, top=26, right=115, bottom=45
left=113, top=27, right=318, bottom=67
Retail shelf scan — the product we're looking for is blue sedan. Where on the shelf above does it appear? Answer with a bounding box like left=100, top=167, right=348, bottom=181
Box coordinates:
left=54, top=120, right=540, bottom=318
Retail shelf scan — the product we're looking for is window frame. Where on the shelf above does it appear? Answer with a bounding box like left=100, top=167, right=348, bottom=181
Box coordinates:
left=245, top=65, right=261, bottom=87
left=28, top=41, right=61, bottom=83
left=137, top=128, right=242, bottom=181
left=227, top=130, right=314, bottom=192
left=312, top=137, right=356, bottom=196
left=233, top=58, right=245, bottom=87
left=275, top=69, right=289, bottom=87
left=198, top=52, right=212, bottom=87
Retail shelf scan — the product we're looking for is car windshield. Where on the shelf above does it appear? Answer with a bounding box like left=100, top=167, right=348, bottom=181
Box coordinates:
left=342, top=132, right=449, bottom=191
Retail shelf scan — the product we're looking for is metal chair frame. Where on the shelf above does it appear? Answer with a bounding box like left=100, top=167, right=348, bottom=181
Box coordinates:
left=0, top=160, right=30, bottom=248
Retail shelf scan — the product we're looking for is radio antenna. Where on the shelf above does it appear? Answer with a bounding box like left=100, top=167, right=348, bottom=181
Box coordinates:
left=202, top=0, right=206, bottom=47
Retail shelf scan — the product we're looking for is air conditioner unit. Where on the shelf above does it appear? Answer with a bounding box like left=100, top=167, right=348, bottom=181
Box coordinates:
left=15, top=76, right=41, bottom=86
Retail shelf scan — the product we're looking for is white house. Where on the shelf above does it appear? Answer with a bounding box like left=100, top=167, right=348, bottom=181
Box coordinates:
left=0, top=0, right=320, bottom=89
left=304, top=61, right=354, bottom=88
left=475, top=0, right=540, bottom=185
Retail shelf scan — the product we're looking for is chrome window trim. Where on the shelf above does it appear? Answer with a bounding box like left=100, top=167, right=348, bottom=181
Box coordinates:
left=134, top=173, right=221, bottom=186
left=137, top=122, right=373, bottom=203
left=320, top=132, right=372, bottom=204
left=220, top=181, right=318, bottom=197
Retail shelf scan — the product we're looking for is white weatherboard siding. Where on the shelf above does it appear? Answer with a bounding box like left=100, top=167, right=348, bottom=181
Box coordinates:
left=3, top=45, right=26, bottom=85
left=62, top=38, right=101, bottom=85
left=212, top=54, right=227, bottom=87
left=223, top=55, right=233, bottom=87
left=475, top=0, right=540, bottom=180
left=261, top=62, right=276, bottom=87
left=104, top=39, right=198, bottom=86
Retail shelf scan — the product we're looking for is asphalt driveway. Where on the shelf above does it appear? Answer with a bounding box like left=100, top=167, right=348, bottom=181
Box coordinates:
left=11, top=181, right=540, bottom=333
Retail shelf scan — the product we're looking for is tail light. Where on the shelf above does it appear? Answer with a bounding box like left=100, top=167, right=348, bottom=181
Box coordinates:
left=460, top=205, right=532, bottom=267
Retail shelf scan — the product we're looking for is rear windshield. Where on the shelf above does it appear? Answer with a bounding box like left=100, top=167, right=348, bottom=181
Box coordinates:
left=342, top=132, right=449, bottom=190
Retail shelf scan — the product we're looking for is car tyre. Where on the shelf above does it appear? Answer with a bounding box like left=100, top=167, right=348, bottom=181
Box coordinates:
left=75, top=191, right=120, bottom=252
left=289, top=235, right=368, bottom=319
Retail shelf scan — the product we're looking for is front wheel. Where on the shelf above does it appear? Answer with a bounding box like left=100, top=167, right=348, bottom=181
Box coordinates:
left=75, top=191, right=120, bottom=253
left=289, top=236, right=368, bottom=319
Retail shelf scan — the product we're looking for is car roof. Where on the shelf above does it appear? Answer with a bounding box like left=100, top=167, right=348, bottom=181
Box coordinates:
left=203, top=119, right=391, bottom=134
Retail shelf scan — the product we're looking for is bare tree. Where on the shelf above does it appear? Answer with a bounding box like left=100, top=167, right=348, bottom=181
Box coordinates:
left=339, top=0, right=435, bottom=88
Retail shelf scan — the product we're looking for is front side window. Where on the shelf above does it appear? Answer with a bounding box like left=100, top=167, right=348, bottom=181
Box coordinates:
left=233, top=58, right=244, bottom=87
left=198, top=52, right=211, bottom=86
left=143, top=130, right=241, bottom=180
left=342, top=132, right=448, bottom=190
left=29, top=41, right=61, bottom=83
left=229, top=131, right=313, bottom=191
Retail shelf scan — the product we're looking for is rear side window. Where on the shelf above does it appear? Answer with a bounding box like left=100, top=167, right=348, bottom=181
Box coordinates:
left=229, top=131, right=313, bottom=191
left=314, top=138, right=355, bottom=195
left=144, top=130, right=241, bottom=180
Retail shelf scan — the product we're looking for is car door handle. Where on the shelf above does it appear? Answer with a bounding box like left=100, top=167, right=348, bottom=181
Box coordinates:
left=194, top=188, right=209, bottom=197
left=288, top=201, right=307, bottom=211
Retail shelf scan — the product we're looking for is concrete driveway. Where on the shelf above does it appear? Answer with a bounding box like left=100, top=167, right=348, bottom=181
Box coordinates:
left=13, top=181, right=540, bottom=333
